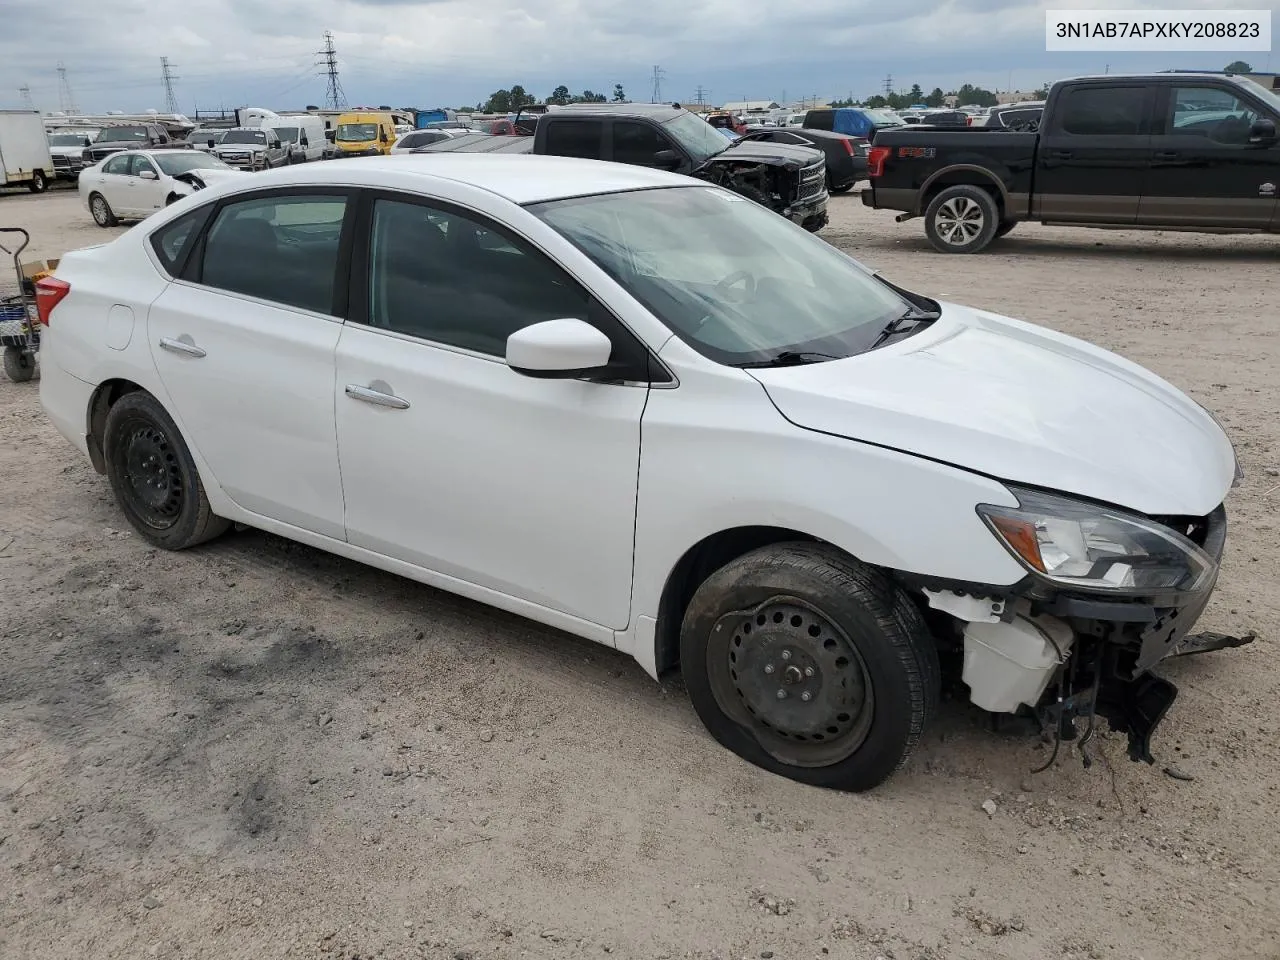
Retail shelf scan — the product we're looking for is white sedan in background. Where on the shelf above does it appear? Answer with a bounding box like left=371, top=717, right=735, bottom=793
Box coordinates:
left=79, top=149, right=246, bottom=227
left=37, top=156, right=1240, bottom=792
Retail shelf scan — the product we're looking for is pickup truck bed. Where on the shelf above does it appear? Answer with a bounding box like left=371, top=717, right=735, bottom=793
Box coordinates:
left=862, top=72, right=1280, bottom=252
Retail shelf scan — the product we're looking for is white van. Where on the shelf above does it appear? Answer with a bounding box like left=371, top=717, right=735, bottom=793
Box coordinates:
left=271, top=115, right=326, bottom=164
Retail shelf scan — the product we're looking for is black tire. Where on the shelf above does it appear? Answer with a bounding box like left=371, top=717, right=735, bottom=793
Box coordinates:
left=28, top=170, right=48, bottom=193
left=89, top=192, right=117, bottom=228
left=994, top=219, right=1018, bottom=239
left=3, top=346, right=35, bottom=382
left=923, top=184, right=1000, bottom=253
left=680, top=542, right=940, bottom=792
left=103, top=391, right=230, bottom=550
left=828, top=183, right=854, bottom=194
left=165, top=193, right=181, bottom=206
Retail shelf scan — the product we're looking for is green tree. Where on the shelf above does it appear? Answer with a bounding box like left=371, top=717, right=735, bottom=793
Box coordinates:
left=954, top=83, right=997, bottom=107
left=1224, top=60, right=1253, bottom=73
left=613, top=83, right=626, bottom=102
left=574, top=90, right=607, bottom=103
left=1032, top=87, right=1049, bottom=100
left=908, top=83, right=924, bottom=103
left=509, top=84, right=536, bottom=108
left=924, top=87, right=946, bottom=107
left=546, top=85, right=571, bottom=105
left=483, top=89, right=512, bottom=113
left=865, top=94, right=888, bottom=109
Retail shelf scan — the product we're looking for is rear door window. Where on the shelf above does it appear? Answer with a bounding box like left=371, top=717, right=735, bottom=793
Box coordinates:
left=1060, top=86, right=1147, bottom=136
left=543, top=120, right=603, bottom=159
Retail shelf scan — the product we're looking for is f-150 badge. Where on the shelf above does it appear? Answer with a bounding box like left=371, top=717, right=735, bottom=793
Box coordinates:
left=1261, top=182, right=1276, bottom=196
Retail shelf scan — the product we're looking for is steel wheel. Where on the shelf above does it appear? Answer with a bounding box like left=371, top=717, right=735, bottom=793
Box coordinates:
left=707, top=597, right=875, bottom=768
left=935, top=196, right=985, bottom=245
left=117, top=418, right=184, bottom=529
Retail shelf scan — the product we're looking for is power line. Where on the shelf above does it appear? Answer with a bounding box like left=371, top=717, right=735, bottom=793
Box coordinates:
left=650, top=65, right=665, bottom=104
left=317, top=31, right=347, bottom=109
left=161, top=57, right=180, bottom=114
left=19, top=84, right=34, bottom=110
left=56, top=62, right=79, bottom=114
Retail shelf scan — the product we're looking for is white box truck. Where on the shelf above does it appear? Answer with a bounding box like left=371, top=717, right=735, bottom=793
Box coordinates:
left=0, top=110, right=53, bottom=193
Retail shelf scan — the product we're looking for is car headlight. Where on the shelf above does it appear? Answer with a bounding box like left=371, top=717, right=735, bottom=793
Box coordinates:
left=977, top=486, right=1216, bottom=594
left=1197, top=401, right=1243, bottom=488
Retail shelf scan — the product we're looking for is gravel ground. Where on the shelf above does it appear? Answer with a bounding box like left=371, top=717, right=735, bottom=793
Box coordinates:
left=1, top=184, right=1278, bottom=960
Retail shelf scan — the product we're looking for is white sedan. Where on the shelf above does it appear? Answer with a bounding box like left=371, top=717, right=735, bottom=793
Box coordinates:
left=78, top=149, right=246, bottom=227
left=37, top=156, right=1241, bottom=791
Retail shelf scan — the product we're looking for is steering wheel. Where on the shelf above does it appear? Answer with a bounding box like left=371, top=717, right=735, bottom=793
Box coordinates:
left=715, top=269, right=757, bottom=302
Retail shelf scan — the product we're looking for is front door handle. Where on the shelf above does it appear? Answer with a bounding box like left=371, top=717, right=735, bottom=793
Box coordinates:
left=1048, top=149, right=1074, bottom=160
left=1153, top=150, right=1180, bottom=160
left=159, top=336, right=206, bottom=358
left=345, top=384, right=410, bottom=409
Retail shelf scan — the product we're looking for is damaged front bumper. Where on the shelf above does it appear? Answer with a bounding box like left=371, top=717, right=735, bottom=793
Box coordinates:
left=903, top=503, right=1256, bottom=767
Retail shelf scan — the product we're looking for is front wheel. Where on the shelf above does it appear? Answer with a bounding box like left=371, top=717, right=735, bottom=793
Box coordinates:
left=28, top=170, right=48, bottom=193
left=923, top=184, right=1000, bottom=253
left=103, top=391, right=230, bottom=550
left=680, top=543, right=940, bottom=792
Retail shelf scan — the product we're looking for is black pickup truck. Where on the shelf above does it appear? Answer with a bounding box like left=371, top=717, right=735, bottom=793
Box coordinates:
left=862, top=73, right=1280, bottom=252
left=83, top=124, right=182, bottom=166
left=418, top=104, right=830, bottom=232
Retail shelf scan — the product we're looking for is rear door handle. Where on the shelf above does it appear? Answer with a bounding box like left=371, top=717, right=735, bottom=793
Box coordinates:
left=345, top=384, right=410, bottom=409
left=1048, top=149, right=1074, bottom=160
left=159, top=336, right=206, bottom=358
left=1153, top=150, right=1180, bottom=160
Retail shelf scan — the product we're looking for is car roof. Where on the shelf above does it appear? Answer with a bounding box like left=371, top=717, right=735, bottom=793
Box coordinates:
left=550, top=103, right=684, bottom=122
left=201, top=153, right=696, bottom=204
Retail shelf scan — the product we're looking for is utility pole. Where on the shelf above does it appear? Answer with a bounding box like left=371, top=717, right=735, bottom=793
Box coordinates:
left=161, top=57, right=180, bottom=114
left=317, top=31, right=347, bottom=110
left=56, top=62, right=78, bottom=114
left=650, top=65, right=665, bottom=104
left=19, top=84, right=34, bottom=110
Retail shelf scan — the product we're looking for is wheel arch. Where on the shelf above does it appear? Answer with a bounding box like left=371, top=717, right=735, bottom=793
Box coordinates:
left=85, top=377, right=148, bottom=473
left=653, top=525, right=824, bottom=677
left=917, top=165, right=1009, bottom=216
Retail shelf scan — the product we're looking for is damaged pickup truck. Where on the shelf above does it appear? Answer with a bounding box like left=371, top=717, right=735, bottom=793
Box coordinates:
left=414, top=103, right=830, bottom=231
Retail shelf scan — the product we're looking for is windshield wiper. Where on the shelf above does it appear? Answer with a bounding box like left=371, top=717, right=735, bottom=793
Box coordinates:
left=868, top=309, right=940, bottom=350
left=739, top=350, right=844, bottom=368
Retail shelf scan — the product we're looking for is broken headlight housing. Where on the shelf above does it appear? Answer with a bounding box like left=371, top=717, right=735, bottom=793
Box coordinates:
left=977, top=486, right=1216, bottom=595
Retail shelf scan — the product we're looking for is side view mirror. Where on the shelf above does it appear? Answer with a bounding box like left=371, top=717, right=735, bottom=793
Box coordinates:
left=380, top=131, right=389, bottom=142
left=139, top=169, right=158, bottom=180
left=1249, top=118, right=1277, bottom=144
left=652, top=149, right=681, bottom=170
left=506, top=319, right=612, bottom=378
left=271, top=139, right=281, bottom=149
left=207, top=139, right=216, bottom=148
left=300, top=136, right=309, bottom=146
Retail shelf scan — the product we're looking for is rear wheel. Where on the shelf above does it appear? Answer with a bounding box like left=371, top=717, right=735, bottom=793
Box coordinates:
left=680, top=543, right=939, bottom=792
left=3, top=346, right=35, bottom=382
left=103, top=391, right=229, bottom=550
left=828, top=182, right=854, bottom=195
left=923, top=184, right=1000, bottom=253
left=89, top=193, right=117, bottom=227
left=28, top=170, right=48, bottom=194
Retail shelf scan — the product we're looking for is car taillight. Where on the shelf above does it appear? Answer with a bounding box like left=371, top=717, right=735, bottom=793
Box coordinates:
left=840, top=138, right=855, bottom=155
left=966, top=116, right=974, bottom=125
left=34, top=276, right=71, bottom=325
left=867, top=146, right=891, bottom=178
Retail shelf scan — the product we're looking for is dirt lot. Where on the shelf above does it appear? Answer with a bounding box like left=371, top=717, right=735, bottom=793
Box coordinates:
left=2, top=184, right=1278, bottom=960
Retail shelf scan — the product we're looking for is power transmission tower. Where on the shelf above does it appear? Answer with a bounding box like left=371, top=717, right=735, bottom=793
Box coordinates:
left=161, top=57, right=180, bottom=114
left=56, top=62, right=78, bottom=114
left=882, top=74, right=893, bottom=96
left=694, top=84, right=708, bottom=107
left=650, top=65, right=665, bottom=103
left=317, top=31, right=347, bottom=109
left=19, top=84, right=34, bottom=110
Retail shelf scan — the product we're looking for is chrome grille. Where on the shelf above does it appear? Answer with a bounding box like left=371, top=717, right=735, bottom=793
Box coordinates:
left=797, top=159, right=825, bottom=201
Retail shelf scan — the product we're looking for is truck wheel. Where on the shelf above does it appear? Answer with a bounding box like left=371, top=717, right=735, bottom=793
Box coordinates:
left=679, top=542, right=939, bottom=792
left=103, top=391, right=230, bottom=550
left=924, top=184, right=1000, bottom=253
left=89, top=193, right=118, bottom=227
left=3, top=347, right=35, bottom=383
left=28, top=170, right=48, bottom=194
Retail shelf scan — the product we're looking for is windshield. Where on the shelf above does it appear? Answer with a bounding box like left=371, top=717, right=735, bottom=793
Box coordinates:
left=222, top=130, right=267, bottom=144
left=48, top=133, right=89, bottom=146
left=1234, top=77, right=1280, bottom=115
left=336, top=123, right=378, bottom=142
left=198, top=130, right=227, bottom=143
left=273, top=126, right=299, bottom=142
left=154, top=152, right=231, bottom=175
left=864, top=110, right=903, bottom=127
left=661, top=112, right=728, bottom=163
left=531, top=186, right=909, bottom=366
left=96, top=126, right=148, bottom=142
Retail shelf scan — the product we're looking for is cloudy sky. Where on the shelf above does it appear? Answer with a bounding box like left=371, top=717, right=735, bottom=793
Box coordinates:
left=0, top=0, right=1272, bottom=115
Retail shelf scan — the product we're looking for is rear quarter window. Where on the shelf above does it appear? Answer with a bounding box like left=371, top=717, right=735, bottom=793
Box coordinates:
left=149, top=206, right=213, bottom=277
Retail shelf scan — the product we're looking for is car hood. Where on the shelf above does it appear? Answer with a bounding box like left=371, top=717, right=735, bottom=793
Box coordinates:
left=49, top=145, right=84, bottom=157
left=711, top=140, right=823, bottom=167
left=749, top=302, right=1235, bottom=516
